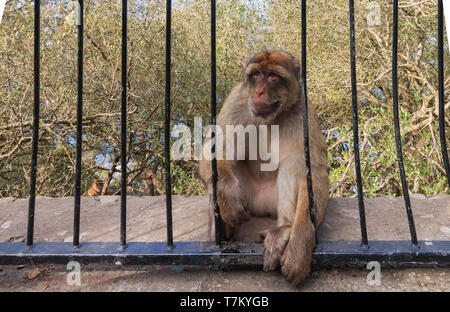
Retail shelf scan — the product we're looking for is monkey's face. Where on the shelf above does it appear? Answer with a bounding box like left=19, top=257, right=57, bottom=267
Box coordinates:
left=244, top=51, right=301, bottom=121
left=94, top=180, right=104, bottom=192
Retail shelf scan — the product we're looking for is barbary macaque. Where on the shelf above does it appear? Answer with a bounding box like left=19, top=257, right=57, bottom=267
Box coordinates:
left=199, top=50, right=329, bottom=285
left=82, top=179, right=104, bottom=196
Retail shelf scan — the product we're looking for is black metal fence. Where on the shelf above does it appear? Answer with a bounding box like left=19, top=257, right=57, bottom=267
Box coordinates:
left=0, top=0, right=449, bottom=268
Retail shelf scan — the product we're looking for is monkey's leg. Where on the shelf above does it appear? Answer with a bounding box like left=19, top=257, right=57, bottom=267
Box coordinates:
left=262, top=161, right=300, bottom=271
left=279, top=179, right=315, bottom=285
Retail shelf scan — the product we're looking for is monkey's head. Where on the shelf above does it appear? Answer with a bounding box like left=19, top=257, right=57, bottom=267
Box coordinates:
left=93, top=180, right=104, bottom=192
left=243, top=50, right=301, bottom=121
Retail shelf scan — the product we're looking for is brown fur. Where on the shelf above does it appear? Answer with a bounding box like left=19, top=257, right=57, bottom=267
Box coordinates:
left=199, top=50, right=329, bottom=285
left=83, top=180, right=104, bottom=196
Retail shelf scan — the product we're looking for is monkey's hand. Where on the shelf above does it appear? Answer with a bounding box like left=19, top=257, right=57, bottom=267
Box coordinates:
left=280, top=222, right=315, bottom=286
left=217, top=178, right=250, bottom=227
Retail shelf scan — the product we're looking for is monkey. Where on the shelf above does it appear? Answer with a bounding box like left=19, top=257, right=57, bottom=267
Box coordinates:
left=82, top=179, right=104, bottom=196
left=199, top=50, right=329, bottom=285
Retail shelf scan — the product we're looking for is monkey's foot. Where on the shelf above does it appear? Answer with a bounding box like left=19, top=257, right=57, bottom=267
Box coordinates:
left=262, top=226, right=291, bottom=272
left=280, top=229, right=314, bottom=285
left=256, top=229, right=270, bottom=243
left=221, top=222, right=235, bottom=241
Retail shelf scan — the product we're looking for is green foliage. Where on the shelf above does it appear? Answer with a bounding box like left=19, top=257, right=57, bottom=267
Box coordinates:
left=0, top=0, right=448, bottom=198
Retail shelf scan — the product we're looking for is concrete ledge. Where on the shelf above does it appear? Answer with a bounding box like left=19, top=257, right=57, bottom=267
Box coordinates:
left=0, top=195, right=449, bottom=292
left=0, top=195, right=449, bottom=243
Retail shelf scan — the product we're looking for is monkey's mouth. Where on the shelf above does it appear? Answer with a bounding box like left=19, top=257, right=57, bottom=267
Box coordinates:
left=271, top=101, right=280, bottom=111
left=251, top=101, right=280, bottom=119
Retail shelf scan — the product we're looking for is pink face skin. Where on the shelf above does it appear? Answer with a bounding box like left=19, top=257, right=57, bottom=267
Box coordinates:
left=248, top=70, right=281, bottom=118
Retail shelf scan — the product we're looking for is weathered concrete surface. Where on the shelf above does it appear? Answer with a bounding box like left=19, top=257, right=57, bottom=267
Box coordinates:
left=0, top=195, right=449, bottom=291
left=0, top=264, right=449, bottom=292
left=1, top=194, right=449, bottom=242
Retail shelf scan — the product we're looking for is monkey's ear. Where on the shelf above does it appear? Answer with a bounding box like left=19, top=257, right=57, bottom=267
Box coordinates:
left=291, top=55, right=301, bottom=82
left=242, top=51, right=261, bottom=82
left=242, top=62, right=251, bottom=82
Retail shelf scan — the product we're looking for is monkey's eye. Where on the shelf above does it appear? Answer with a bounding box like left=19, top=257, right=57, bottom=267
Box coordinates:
left=251, top=71, right=262, bottom=78
left=268, top=72, right=279, bottom=81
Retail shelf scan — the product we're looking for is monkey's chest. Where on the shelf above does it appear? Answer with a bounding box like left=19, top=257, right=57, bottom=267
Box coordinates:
left=246, top=174, right=278, bottom=218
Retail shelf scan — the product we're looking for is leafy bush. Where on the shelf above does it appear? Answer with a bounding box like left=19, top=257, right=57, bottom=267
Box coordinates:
left=0, top=0, right=448, bottom=198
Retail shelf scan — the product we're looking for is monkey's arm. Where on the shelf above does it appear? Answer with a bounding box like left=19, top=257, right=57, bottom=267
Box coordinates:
left=263, top=151, right=327, bottom=284
left=199, top=156, right=250, bottom=240
left=279, top=177, right=315, bottom=285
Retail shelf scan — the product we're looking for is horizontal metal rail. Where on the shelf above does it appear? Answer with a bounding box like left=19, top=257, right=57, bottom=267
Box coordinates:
left=0, top=241, right=448, bottom=268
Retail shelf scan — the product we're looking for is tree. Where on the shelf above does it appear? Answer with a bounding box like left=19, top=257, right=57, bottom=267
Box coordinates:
left=0, top=0, right=448, bottom=198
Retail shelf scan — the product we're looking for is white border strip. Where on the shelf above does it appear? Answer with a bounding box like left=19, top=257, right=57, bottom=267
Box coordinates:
left=0, top=0, right=6, bottom=24
left=444, top=0, right=450, bottom=51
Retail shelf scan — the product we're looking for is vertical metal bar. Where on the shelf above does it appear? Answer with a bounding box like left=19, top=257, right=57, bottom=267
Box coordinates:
left=73, top=0, right=84, bottom=246
left=27, top=0, right=40, bottom=246
left=438, top=0, right=450, bottom=188
left=120, top=0, right=128, bottom=247
left=349, top=0, right=368, bottom=245
left=392, top=0, right=418, bottom=245
left=165, top=0, right=173, bottom=247
left=211, top=0, right=221, bottom=246
left=301, top=0, right=318, bottom=244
